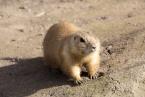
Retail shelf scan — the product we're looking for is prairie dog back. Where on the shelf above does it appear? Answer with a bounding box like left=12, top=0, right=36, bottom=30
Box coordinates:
left=43, top=21, right=80, bottom=68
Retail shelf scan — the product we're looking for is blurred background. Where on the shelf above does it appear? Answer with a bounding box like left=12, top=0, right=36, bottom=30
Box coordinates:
left=0, top=0, right=145, bottom=97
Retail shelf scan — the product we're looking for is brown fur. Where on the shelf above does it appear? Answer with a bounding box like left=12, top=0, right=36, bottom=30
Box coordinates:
left=43, top=21, right=100, bottom=83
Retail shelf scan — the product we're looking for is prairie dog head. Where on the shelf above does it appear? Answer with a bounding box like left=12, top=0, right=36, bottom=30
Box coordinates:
left=70, top=31, right=100, bottom=56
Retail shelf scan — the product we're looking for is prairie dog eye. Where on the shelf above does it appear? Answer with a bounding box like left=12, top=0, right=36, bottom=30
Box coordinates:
left=80, top=37, right=85, bottom=43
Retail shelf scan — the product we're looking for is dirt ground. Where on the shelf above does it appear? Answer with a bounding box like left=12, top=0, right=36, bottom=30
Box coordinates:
left=0, top=0, right=145, bottom=97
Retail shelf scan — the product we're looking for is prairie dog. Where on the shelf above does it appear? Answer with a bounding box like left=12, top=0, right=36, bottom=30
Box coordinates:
left=43, top=21, right=100, bottom=84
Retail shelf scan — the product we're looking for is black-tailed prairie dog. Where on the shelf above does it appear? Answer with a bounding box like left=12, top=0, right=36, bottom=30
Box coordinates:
left=43, top=21, right=100, bottom=84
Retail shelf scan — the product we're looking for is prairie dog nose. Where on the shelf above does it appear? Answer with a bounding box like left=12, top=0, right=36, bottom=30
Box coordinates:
left=91, top=46, right=96, bottom=52
left=92, top=46, right=96, bottom=49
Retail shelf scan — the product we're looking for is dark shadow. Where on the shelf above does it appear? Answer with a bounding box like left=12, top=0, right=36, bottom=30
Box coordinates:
left=0, top=57, right=73, bottom=97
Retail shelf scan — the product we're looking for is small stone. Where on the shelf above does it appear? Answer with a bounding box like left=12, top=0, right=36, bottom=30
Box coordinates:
left=35, top=12, right=45, bottom=17
left=107, top=45, right=113, bottom=50
left=11, top=39, right=16, bottom=42
left=127, top=13, right=133, bottom=18
left=19, top=6, right=25, bottom=10
left=106, top=45, right=113, bottom=55
left=18, top=29, right=24, bottom=32
left=96, top=16, right=108, bottom=20
left=0, top=15, right=3, bottom=19
left=101, top=16, right=107, bottom=20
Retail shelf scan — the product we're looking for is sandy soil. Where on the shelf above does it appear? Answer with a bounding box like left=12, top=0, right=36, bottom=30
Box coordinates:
left=0, top=0, right=145, bottom=97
